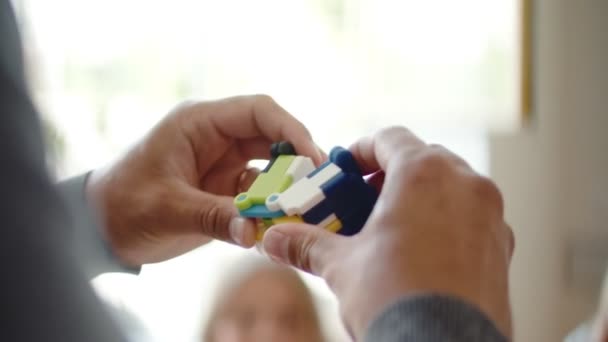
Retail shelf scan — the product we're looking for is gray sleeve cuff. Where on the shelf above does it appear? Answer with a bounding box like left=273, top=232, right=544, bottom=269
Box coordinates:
left=58, top=172, right=140, bottom=277
left=365, top=294, right=508, bottom=342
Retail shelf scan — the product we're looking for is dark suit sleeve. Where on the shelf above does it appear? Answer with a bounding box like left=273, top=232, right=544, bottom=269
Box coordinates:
left=365, top=295, right=508, bottom=342
left=0, top=1, right=127, bottom=341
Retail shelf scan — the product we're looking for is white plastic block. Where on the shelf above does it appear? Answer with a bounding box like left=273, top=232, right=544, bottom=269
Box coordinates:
left=286, top=156, right=315, bottom=183
left=265, top=192, right=282, bottom=212
left=318, top=213, right=338, bottom=228
left=308, top=163, right=341, bottom=187
left=276, top=178, right=325, bottom=216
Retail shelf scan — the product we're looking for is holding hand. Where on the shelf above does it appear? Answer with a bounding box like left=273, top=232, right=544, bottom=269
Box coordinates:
left=87, top=95, right=323, bottom=267
left=262, top=126, right=514, bottom=340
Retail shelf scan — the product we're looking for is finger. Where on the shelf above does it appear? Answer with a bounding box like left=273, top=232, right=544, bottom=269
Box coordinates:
left=349, top=126, right=426, bottom=175
left=204, top=95, right=324, bottom=165
left=262, top=223, right=342, bottom=275
left=428, top=143, right=472, bottom=170
left=175, top=183, right=257, bottom=247
left=237, top=167, right=261, bottom=193
left=317, top=144, right=329, bottom=162
left=236, top=137, right=273, bottom=161
left=366, top=171, right=385, bottom=193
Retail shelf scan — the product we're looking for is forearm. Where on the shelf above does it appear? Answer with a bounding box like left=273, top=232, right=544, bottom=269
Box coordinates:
left=365, top=295, right=508, bottom=342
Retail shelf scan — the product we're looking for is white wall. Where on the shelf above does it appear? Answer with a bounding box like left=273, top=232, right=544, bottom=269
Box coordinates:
left=490, top=0, right=608, bottom=341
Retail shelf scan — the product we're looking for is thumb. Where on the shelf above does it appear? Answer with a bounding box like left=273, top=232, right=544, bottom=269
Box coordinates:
left=177, top=184, right=257, bottom=247
left=262, top=223, right=341, bottom=275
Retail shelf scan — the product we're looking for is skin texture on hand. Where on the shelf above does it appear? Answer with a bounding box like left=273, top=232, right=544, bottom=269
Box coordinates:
left=86, top=95, right=323, bottom=267
left=262, top=126, right=515, bottom=340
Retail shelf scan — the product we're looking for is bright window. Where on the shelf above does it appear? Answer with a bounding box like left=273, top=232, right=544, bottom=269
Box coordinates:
left=16, top=0, right=518, bottom=340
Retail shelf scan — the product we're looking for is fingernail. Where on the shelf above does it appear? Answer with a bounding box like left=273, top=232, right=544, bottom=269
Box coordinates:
left=229, top=217, right=246, bottom=245
left=263, top=229, right=290, bottom=261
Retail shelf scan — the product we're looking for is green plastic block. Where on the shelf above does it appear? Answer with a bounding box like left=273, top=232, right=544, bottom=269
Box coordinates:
left=234, top=155, right=295, bottom=210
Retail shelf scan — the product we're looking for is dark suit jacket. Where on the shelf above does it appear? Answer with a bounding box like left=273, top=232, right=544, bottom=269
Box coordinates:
left=0, top=1, right=127, bottom=341
left=0, top=2, right=506, bottom=341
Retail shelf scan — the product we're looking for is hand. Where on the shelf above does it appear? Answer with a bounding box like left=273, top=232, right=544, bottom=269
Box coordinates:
left=87, top=95, right=323, bottom=267
left=261, top=126, right=514, bottom=339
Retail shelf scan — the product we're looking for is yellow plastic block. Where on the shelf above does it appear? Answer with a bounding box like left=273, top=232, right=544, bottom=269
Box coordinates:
left=325, top=219, right=343, bottom=233
left=256, top=219, right=269, bottom=241
left=255, top=216, right=304, bottom=241
left=271, top=216, right=304, bottom=225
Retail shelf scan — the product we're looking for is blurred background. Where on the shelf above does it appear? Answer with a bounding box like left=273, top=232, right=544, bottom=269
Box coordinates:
left=10, top=0, right=608, bottom=341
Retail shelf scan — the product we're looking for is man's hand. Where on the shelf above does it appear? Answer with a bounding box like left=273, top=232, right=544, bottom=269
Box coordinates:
left=87, top=95, right=323, bottom=267
left=262, top=126, right=514, bottom=339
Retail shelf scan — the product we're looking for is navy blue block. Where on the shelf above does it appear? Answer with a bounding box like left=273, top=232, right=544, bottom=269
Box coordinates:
left=320, top=173, right=377, bottom=235
left=329, top=146, right=361, bottom=175
left=301, top=199, right=334, bottom=224
left=321, top=174, right=367, bottom=216
left=337, top=205, right=374, bottom=236
left=321, top=177, right=352, bottom=218
left=299, top=145, right=377, bottom=236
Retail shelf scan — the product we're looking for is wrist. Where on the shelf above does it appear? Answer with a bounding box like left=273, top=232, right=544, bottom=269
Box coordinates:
left=85, top=166, right=142, bottom=270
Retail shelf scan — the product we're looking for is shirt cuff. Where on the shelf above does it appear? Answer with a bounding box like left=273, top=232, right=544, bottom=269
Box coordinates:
left=57, top=172, right=140, bottom=277
left=365, top=294, right=508, bottom=342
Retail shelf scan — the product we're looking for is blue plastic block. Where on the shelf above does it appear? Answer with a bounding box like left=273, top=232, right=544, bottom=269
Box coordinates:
left=335, top=202, right=375, bottom=236
left=302, top=198, right=334, bottom=224
left=329, top=146, right=361, bottom=175
left=239, top=204, right=285, bottom=218
left=319, top=164, right=377, bottom=235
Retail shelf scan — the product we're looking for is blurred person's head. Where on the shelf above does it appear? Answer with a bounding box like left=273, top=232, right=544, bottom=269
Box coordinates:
left=203, top=256, right=324, bottom=342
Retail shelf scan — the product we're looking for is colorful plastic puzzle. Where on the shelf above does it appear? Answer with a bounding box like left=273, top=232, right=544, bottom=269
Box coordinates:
left=234, top=142, right=378, bottom=240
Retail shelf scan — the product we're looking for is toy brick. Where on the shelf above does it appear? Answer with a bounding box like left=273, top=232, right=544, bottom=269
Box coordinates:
left=319, top=173, right=359, bottom=217
left=270, top=141, right=297, bottom=158
left=307, top=162, right=341, bottom=187
left=285, top=156, right=315, bottom=183
left=332, top=189, right=376, bottom=236
left=272, top=216, right=304, bottom=225
left=301, top=198, right=334, bottom=224
left=329, top=146, right=361, bottom=174
left=324, top=218, right=343, bottom=233
left=306, top=160, right=332, bottom=178
left=262, top=218, right=274, bottom=228
left=255, top=219, right=267, bottom=240
left=262, top=142, right=297, bottom=172
left=234, top=154, right=295, bottom=211
left=320, top=169, right=377, bottom=235
left=239, top=204, right=285, bottom=218
left=265, top=192, right=282, bottom=212
left=318, top=213, right=338, bottom=228
left=274, top=177, right=326, bottom=216
left=255, top=215, right=303, bottom=241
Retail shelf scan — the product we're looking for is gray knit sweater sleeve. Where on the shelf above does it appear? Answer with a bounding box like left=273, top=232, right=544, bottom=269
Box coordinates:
left=365, top=295, right=508, bottom=342
left=58, top=173, right=141, bottom=277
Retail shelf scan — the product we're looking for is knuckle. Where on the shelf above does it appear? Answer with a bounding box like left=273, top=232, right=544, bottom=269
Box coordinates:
left=289, top=231, right=318, bottom=273
left=198, top=204, right=230, bottom=240
left=171, top=100, right=199, bottom=117
left=252, top=93, right=276, bottom=107
left=429, top=144, right=471, bottom=168
left=471, top=175, right=504, bottom=212
left=377, top=125, right=411, bottom=141
left=407, top=149, right=452, bottom=178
